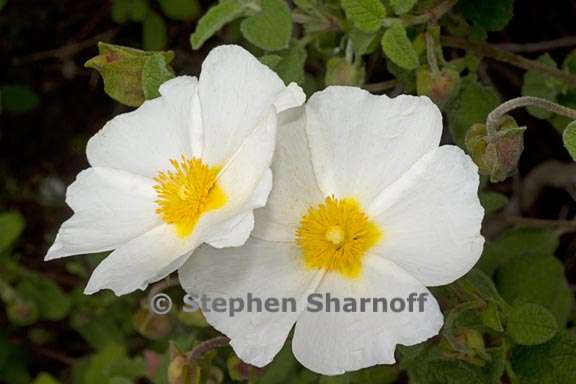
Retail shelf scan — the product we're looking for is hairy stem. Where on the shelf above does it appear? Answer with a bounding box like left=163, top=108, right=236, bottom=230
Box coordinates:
left=486, top=96, right=576, bottom=139
left=188, top=336, right=231, bottom=362
left=441, top=36, right=576, bottom=88
left=426, top=32, right=440, bottom=74
left=494, top=36, right=576, bottom=53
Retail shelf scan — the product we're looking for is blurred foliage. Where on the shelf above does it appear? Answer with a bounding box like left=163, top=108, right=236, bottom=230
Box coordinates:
left=2, top=0, right=576, bottom=383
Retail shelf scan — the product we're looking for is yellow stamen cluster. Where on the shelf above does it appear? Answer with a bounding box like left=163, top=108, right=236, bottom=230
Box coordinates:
left=296, top=196, right=382, bottom=278
left=154, top=156, right=226, bottom=238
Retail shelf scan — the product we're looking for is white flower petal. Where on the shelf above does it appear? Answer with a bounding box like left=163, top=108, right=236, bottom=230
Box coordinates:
left=45, top=167, right=160, bottom=260
left=86, top=76, right=200, bottom=178
left=305, top=86, right=442, bottom=207
left=85, top=224, right=202, bottom=295
left=253, top=108, right=324, bottom=242
left=198, top=45, right=303, bottom=165
left=368, top=145, right=484, bottom=286
left=292, top=257, right=443, bottom=375
left=205, top=109, right=275, bottom=232
left=205, top=168, right=272, bottom=248
left=178, top=238, right=322, bottom=367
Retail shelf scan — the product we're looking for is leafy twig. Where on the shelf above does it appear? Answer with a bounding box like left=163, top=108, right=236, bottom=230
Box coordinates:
left=441, top=36, right=576, bottom=88
left=494, top=36, right=576, bottom=53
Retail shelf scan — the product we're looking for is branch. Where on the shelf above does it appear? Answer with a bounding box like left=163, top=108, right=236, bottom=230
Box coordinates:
left=441, top=36, right=576, bottom=88
left=494, top=36, right=576, bottom=53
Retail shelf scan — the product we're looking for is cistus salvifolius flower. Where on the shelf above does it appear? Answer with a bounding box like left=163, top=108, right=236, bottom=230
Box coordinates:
left=45, top=45, right=305, bottom=295
left=180, top=86, right=485, bottom=375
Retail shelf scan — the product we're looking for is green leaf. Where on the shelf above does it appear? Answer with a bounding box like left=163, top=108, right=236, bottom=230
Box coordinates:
left=389, top=0, right=418, bottom=15
left=0, top=0, right=7, bottom=11
left=143, top=11, right=167, bottom=50
left=459, top=0, right=515, bottom=31
left=0, top=84, right=39, bottom=113
left=141, top=53, right=175, bottom=100
left=506, top=303, right=558, bottom=345
left=495, top=252, right=573, bottom=326
left=479, top=191, right=508, bottom=214
left=275, top=43, right=308, bottom=85
left=16, top=274, right=71, bottom=321
left=0, top=212, right=24, bottom=253
left=258, top=344, right=298, bottom=384
left=446, top=75, right=500, bottom=147
left=341, top=0, right=386, bottom=33
left=381, top=21, right=419, bottom=70
left=319, top=374, right=350, bottom=384
left=522, top=54, right=564, bottom=119
left=111, top=0, right=149, bottom=23
left=85, top=42, right=174, bottom=107
left=562, top=120, right=576, bottom=160
left=408, top=359, right=488, bottom=384
left=479, top=227, right=559, bottom=276
left=31, top=373, right=61, bottom=384
left=158, top=0, right=200, bottom=21
left=190, top=0, right=245, bottom=49
left=510, top=332, right=576, bottom=383
left=240, top=0, right=292, bottom=51
left=260, top=54, right=283, bottom=69
left=349, top=28, right=379, bottom=56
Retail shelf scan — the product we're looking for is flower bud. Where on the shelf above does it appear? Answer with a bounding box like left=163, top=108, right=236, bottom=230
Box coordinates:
left=416, top=66, right=461, bottom=108
left=325, top=57, right=366, bottom=86
left=85, top=42, right=174, bottom=107
left=465, top=116, right=526, bottom=182
left=133, top=308, right=174, bottom=340
left=167, top=342, right=195, bottom=384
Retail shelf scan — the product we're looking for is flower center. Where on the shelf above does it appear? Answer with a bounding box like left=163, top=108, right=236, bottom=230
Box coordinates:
left=296, top=196, right=382, bottom=278
left=154, top=156, right=226, bottom=238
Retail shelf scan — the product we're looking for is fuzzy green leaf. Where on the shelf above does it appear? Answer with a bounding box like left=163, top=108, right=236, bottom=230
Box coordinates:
left=341, top=0, right=386, bottom=33
left=447, top=75, right=500, bottom=147
left=111, top=0, right=149, bottom=23
left=381, top=21, right=419, bottom=70
left=158, top=0, right=200, bottom=21
left=275, top=43, right=308, bottom=85
left=190, top=0, right=245, bottom=49
left=479, top=191, right=508, bottom=214
left=143, top=11, right=167, bottom=50
left=510, top=332, right=576, bottom=383
left=460, top=0, right=515, bottom=31
left=506, top=303, right=558, bottom=345
left=141, top=53, right=175, bottom=100
left=0, top=84, right=39, bottom=113
left=522, top=54, right=564, bottom=119
left=240, top=0, right=292, bottom=51
left=495, top=252, right=573, bottom=326
left=0, top=212, right=25, bottom=253
left=562, top=120, right=576, bottom=160
left=389, top=0, right=418, bottom=15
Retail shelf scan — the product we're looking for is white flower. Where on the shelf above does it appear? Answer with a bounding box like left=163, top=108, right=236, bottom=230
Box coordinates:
left=179, top=86, right=485, bottom=375
left=45, top=45, right=305, bottom=296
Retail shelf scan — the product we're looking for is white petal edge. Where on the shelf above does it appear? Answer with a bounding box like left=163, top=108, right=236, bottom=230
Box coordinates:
left=198, top=45, right=304, bottom=166
left=292, top=257, right=444, bottom=375
left=86, top=76, right=200, bottom=178
left=45, top=167, right=160, bottom=260
left=84, top=224, right=203, bottom=296
left=253, top=108, right=324, bottom=242
left=304, top=86, right=442, bottom=208
left=367, top=145, right=485, bottom=287
left=178, top=238, right=322, bottom=367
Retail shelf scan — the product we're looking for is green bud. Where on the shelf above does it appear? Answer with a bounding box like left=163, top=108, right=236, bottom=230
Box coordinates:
left=465, top=116, right=526, bottom=183
left=133, top=308, right=174, bottom=340
left=325, top=57, right=365, bottom=87
left=417, top=66, right=461, bottom=108
left=85, top=42, right=175, bottom=107
left=168, top=343, right=194, bottom=384
left=7, top=298, right=39, bottom=326
left=178, top=309, right=209, bottom=328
